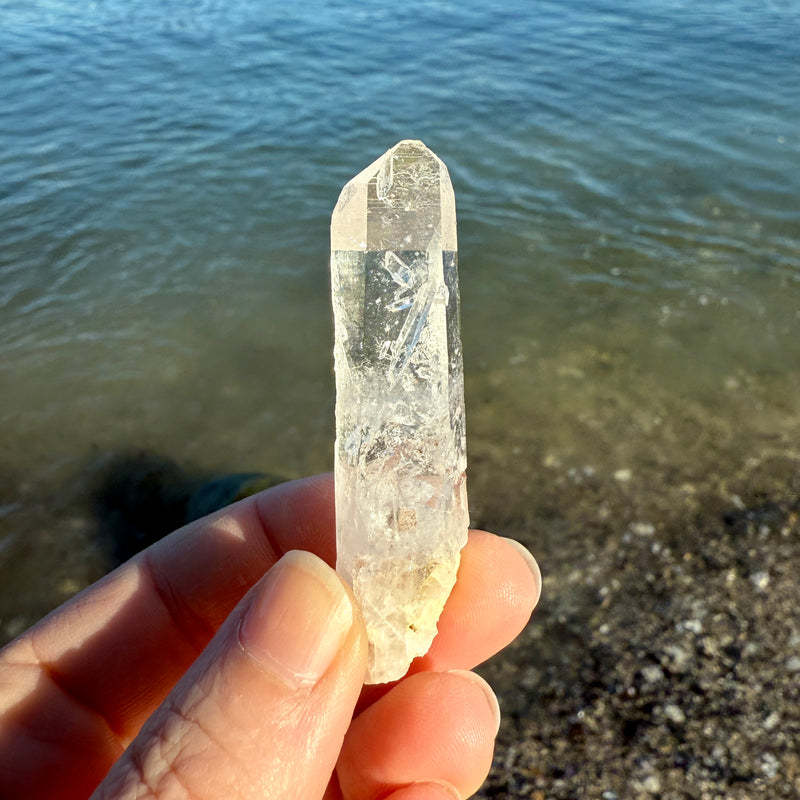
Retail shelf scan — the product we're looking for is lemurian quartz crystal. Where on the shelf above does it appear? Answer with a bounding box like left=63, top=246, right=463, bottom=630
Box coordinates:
left=331, top=140, right=469, bottom=683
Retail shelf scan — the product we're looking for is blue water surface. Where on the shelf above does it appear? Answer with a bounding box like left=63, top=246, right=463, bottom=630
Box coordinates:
left=0, top=1, right=799, bottom=600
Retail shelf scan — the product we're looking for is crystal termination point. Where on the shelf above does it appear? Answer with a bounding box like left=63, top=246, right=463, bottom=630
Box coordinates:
left=331, top=140, right=469, bottom=684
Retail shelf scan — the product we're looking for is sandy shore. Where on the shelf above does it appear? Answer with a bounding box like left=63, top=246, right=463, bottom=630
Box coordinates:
left=468, top=359, right=800, bottom=799
left=1, top=344, right=799, bottom=799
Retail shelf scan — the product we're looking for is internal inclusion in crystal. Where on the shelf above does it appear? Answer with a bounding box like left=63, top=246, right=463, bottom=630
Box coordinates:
left=332, top=140, right=468, bottom=683
left=333, top=250, right=461, bottom=386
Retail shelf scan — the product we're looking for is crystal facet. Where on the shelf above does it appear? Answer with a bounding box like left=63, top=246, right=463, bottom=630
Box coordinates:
left=331, top=140, right=469, bottom=684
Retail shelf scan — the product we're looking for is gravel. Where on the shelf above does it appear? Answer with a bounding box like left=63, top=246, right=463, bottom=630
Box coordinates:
left=473, top=451, right=800, bottom=799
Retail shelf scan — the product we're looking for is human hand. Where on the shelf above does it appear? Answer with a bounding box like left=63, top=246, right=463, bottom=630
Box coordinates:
left=0, top=473, right=541, bottom=799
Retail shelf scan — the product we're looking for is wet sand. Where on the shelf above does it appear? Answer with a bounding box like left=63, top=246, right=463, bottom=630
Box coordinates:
left=468, top=354, right=800, bottom=798
left=2, top=334, right=799, bottom=799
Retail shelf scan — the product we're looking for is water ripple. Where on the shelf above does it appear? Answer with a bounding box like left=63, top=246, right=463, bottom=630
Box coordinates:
left=0, top=0, right=798, bottom=483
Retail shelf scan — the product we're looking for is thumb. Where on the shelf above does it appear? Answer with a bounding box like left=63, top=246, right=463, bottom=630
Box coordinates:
left=93, top=551, right=367, bottom=800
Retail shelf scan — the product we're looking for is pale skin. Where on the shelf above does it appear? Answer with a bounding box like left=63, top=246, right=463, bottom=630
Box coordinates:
left=0, top=473, right=541, bottom=800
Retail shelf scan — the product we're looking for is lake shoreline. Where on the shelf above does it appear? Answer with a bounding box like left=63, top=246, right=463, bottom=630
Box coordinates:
left=472, top=417, right=800, bottom=799
left=1, top=403, right=799, bottom=798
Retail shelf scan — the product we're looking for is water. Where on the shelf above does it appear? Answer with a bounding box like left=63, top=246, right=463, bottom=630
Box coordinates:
left=1, top=0, right=799, bottom=634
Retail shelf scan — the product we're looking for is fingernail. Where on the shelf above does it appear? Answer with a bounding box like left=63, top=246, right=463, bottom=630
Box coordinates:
left=414, top=781, right=462, bottom=800
left=500, top=536, right=542, bottom=597
left=239, top=550, right=353, bottom=687
left=447, top=670, right=502, bottom=736
left=385, top=780, right=462, bottom=800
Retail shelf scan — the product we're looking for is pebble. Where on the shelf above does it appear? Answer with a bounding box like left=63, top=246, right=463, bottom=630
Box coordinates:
left=57, top=577, right=82, bottom=596
left=678, top=618, right=704, bottom=634
left=663, top=645, right=691, bottom=670
left=764, top=711, right=780, bottom=731
left=641, top=665, right=665, bottom=684
left=543, top=453, right=562, bottom=469
left=743, top=641, right=760, bottom=657
left=786, top=656, right=800, bottom=673
left=664, top=703, right=687, bottom=724
left=729, top=493, right=746, bottom=510
left=750, top=570, right=770, bottom=591
left=3, top=616, right=27, bottom=639
left=630, top=521, right=655, bottom=537
left=641, top=773, right=662, bottom=793
left=760, top=751, right=780, bottom=780
left=614, top=468, right=632, bottom=483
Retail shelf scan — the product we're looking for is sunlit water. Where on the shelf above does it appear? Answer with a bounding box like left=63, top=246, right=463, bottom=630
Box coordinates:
left=1, top=0, right=799, bottom=634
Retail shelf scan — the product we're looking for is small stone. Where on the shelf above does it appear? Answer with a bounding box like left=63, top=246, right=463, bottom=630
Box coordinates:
left=786, top=656, right=800, bottom=673
left=630, top=521, right=655, bottom=537
left=3, top=616, right=28, bottom=639
left=543, top=452, right=561, bottom=468
left=743, top=641, right=760, bottom=658
left=56, top=578, right=82, bottom=597
left=664, top=703, right=686, bottom=724
left=641, top=665, right=665, bottom=684
left=729, top=493, right=746, bottom=510
left=614, top=468, right=632, bottom=482
left=679, top=618, right=704, bottom=634
left=750, top=570, right=770, bottom=591
left=764, top=711, right=780, bottom=731
left=663, top=645, right=691, bottom=670
left=760, top=751, right=780, bottom=779
left=641, top=773, right=662, bottom=793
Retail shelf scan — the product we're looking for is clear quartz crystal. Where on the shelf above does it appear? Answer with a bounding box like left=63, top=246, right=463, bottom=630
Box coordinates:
left=331, top=140, right=469, bottom=684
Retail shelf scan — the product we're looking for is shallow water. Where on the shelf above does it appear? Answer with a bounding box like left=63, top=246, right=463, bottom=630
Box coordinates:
left=1, top=0, right=799, bottom=635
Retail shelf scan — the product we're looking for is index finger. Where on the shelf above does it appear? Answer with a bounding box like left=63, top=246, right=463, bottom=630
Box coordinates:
left=1, top=475, right=336, bottom=747
left=0, top=473, right=539, bottom=798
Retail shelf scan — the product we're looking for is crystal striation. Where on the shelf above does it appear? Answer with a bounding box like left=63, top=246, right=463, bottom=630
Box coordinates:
left=331, top=140, right=469, bottom=683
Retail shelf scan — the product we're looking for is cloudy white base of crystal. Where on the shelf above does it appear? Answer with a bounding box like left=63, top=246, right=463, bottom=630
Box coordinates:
left=331, top=140, right=469, bottom=684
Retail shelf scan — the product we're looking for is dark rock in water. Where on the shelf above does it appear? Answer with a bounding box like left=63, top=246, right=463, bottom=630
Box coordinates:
left=92, top=452, right=284, bottom=566
left=186, top=473, right=284, bottom=522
